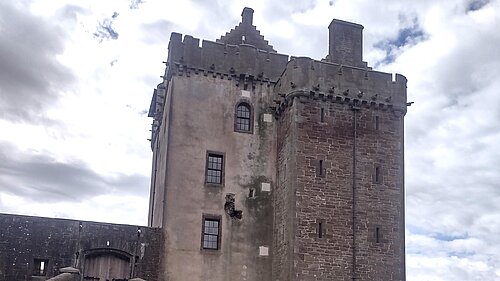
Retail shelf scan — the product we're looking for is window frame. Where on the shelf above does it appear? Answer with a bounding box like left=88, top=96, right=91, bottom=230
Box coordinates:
left=201, top=214, right=222, bottom=250
left=205, top=151, right=225, bottom=186
left=234, top=101, right=254, bottom=134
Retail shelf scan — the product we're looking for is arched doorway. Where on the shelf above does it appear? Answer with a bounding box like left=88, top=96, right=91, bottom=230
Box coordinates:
left=82, top=249, right=131, bottom=281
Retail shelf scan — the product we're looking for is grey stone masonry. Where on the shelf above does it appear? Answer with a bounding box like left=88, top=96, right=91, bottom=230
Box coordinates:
left=0, top=213, right=162, bottom=281
left=217, top=7, right=277, bottom=53
left=148, top=7, right=408, bottom=281
left=327, top=19, right=366, bottom=68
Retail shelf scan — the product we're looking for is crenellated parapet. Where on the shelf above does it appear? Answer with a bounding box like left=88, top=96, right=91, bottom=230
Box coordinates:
left=273, top=56, right=407, bottom=116
left=165, top=32, right=288, bottom=82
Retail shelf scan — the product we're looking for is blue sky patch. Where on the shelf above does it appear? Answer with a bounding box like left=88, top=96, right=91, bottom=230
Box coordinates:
left=374, top=18, right=427, bottom=66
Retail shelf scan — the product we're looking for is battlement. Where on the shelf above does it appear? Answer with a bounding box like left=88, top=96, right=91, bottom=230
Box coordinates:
left=273, top=56, right=407, bottom=115
left=166, top=32, right=288, bottom=81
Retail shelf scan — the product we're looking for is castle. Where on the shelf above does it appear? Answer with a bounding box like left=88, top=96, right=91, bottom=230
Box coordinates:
left=0, top=7, right=407, bottom=281
left=147, top=7, right=407, bottom=281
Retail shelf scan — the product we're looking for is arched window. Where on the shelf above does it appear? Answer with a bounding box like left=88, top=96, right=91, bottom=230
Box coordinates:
left=235, top=102, right=253, bottom=133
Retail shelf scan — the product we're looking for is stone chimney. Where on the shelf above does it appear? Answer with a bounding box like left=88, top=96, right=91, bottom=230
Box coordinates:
left=327, top=19, right=364, bottom=67
left=241, top=7, right=254, bottom=26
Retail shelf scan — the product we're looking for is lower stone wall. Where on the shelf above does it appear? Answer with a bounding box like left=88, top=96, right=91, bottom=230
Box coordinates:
left=0, top=213, right=162, bottom=281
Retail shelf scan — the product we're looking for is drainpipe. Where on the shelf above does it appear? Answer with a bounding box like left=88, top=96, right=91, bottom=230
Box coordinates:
left=149, top=137, right=159, bottom=226
left=131, top=227, right=141, bottom=278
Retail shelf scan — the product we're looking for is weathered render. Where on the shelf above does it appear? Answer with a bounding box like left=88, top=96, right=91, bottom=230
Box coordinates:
left=0, top=214, right=162, bottom=281
left=148, top=7, right=407, bottom=281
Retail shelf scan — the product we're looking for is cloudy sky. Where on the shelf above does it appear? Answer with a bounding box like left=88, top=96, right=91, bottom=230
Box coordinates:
left=1, top=0, right=500, bottom=280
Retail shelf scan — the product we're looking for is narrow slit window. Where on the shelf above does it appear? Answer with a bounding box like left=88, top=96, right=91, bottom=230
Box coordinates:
left=320, top=108, right=325, bottom=122
left=318, top=222, right=323, bottom=238
left=374, top=166, right=381, bottom=183
left=318, top=160, right=324, bottom=176
left=33, top=259, right=48, bottom=276
left=206, top=153, right=224, bottom=184
left=376, top=227, right=380, bottom=243
left=282, top=224, right=285, bottom=240
left=374, top=116, right=380, bottom=130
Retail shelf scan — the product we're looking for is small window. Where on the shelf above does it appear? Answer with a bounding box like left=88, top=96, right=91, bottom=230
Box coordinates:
left=373, top=165, right=382, bottom=184
left=33, top=259, right=49, bottom=276
left=318, top=221, right=324, bottom=238
left=374, top=115, right=380, bottom=130
left=235, top=102, right=252, bottom=133
left=248, top=188, right=255, bottom=198
left=376, top=227, right=381, bottom=243
left=206, top=153, right=224, bottom=185
left=202, top=217, right=221, bottom=250
left=316, top=159, right=325, bottom=177
left=320, top=108, right=325, bottom=122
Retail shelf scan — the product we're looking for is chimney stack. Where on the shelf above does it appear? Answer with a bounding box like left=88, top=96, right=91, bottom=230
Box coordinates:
left=242, top=7, right=254, bottom=26
left=327, top=19, right=364, bottom=67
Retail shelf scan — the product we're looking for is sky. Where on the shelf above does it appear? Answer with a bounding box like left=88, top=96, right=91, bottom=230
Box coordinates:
left=1, top=0, right=500, bottom=280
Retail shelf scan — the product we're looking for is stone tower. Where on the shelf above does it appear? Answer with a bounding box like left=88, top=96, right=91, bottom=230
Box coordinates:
left=148, top=8, right=407, bottom=281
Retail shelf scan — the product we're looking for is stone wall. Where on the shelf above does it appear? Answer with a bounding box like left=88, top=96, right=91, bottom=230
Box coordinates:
left=273, top=94, right=405, bottom=280
left=350, top=103, right=405, bottom=280
left=0, top=213, right=162, bottom=281
left=152, top=74, right=276, bottom=281
left=293, top=100, right=356, bottom=281
left=273, top=104, right=296, bottom=281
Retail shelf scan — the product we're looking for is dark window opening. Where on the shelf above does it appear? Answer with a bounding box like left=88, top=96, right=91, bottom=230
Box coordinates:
left=320, top=108, right=325, bottom=122
left=317, top=160, right=325, bottom=177
left=373, top=166, right=381, bottom=183
left=248, top=188, right=255, bottom=198
left=235, top=103, right=252, bottom=132
left=318, top=222, right=323, bottom=238
left=374, top=115, right=380, bottom=130
left=376, top=227, right=380, bottom=243
left=33, top=259, right=49, bottom=276
left=206, top=153, right=223, bottom=184
left=202, top=218, right=220, bottom=250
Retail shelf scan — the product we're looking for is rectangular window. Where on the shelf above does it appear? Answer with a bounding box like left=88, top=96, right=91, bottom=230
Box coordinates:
left=376, top=227, right=380, bottom=243
left=202, top=217, right=221, bottom=250
left=320, top=108, right=325, bottom=122
left=33, top=259, right=48, bottom=276
left=374, top=115, right=380, bottom=130
left=318, top=221, right=323, bottom=238
left=248, top=188, right=255, bottom=198
left=373, top=165, right=381, bottom=184
left=206, top=153, right=224, bottom=184
left=317, top=159, right=325, bottom=177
